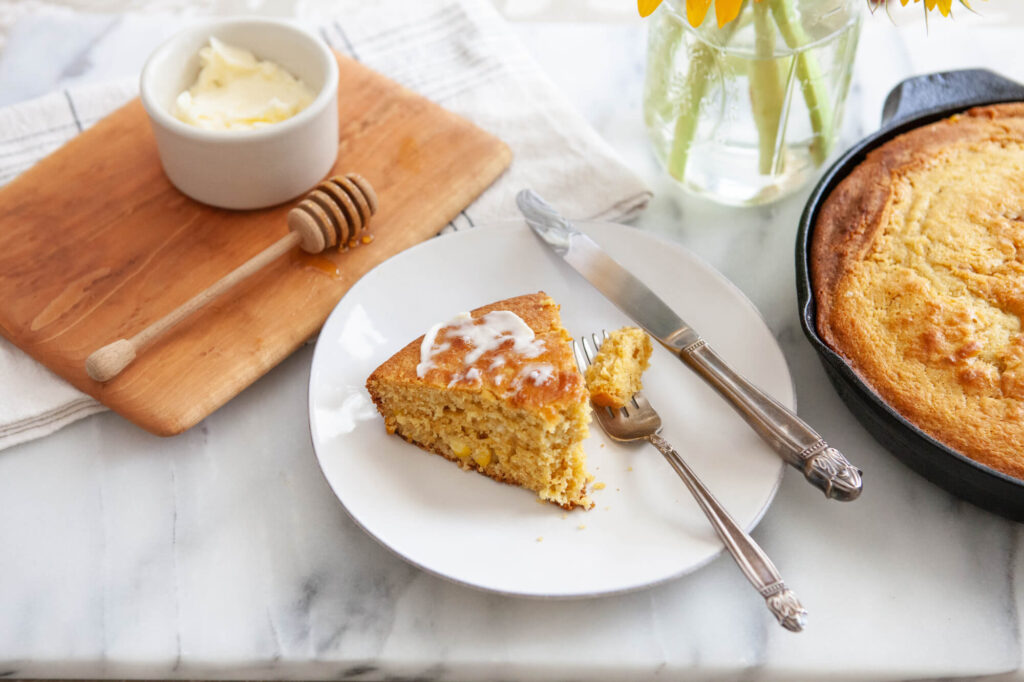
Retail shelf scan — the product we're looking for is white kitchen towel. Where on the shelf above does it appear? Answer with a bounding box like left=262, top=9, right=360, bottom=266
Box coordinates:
left=0, top=0, right=651, bottom=451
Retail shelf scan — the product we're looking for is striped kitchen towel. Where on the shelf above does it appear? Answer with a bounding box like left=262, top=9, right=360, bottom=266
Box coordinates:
left=0, top=0, right=651, bottom=450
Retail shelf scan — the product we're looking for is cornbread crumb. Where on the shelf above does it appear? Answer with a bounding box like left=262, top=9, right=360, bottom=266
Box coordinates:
left=813, top=103, right=1024, bottom=480
left=536, top=536, right=543, bottom=542
left=592, top=482, right=606, bottom=490
left=584, top=327, right=653, bottom=408
left=365, top=292, right=594, bottom=509
left=577, top=524, right=586, bottom=530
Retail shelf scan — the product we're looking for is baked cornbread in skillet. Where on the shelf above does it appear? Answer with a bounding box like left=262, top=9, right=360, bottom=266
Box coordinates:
left=812, top=103, right=1024, bottom=479
left=366, top=292, right=593, bottom=510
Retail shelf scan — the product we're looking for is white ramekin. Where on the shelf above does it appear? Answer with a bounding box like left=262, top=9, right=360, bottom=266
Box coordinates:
left=140, top=18, right=339, bottom=210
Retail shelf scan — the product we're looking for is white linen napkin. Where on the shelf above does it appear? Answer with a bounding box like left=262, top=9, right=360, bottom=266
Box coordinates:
left=0, top=0, right=651, bottom=451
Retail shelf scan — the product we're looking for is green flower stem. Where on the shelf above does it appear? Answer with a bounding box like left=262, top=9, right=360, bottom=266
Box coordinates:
left=645, top=10, right=685, bottom=124
left=750, top=0, right=784, bottom=175
left=666, top=40, right=715, bottom=181
left=665, top=19, right=740, bottom=181
left=663, top=0, right=834, bottom=182
left=769, top=0, right=834, bottom=164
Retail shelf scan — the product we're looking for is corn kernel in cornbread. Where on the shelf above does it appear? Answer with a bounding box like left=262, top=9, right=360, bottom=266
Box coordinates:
left=365, top=292, right=593, bottom=510
left=812, top=103, right=1024, bottom=479
left=584, top=327, right=653, bottom=408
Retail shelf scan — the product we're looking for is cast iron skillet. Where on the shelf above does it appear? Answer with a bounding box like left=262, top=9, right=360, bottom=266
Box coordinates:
left=796, top=69, right=1024, bottom=521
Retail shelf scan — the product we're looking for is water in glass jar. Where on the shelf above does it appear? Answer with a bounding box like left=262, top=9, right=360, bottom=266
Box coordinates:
left=643, top=0, right=860, bottom=206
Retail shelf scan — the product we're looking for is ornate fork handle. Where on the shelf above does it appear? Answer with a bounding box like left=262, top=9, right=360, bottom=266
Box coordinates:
left=649, top=433, right=807, bottom=632
left=679, top=340, right=862, bottom=501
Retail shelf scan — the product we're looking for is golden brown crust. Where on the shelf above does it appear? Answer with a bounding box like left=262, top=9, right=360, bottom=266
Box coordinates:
left=812, top=102, right=1024, bottom=479
left=366, top=291, right=588, bottom=410
left=813, top=104, right=1024, bottom=343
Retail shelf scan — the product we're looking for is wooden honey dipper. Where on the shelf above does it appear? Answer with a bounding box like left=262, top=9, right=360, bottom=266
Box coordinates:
left=85, top=173, right=378, bottom=383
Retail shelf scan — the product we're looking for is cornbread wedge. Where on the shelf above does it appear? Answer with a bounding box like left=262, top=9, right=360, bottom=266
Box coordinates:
left=366, top=292, right=593, bottom=509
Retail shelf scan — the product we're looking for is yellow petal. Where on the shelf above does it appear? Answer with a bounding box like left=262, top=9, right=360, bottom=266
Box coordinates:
left=715, top=0, right=743, bottom=27
left=686, top=0, right=713, bottom=26
left=937, top=0, right=952, bottom=14
left=638, top=0, right=664, bottom=18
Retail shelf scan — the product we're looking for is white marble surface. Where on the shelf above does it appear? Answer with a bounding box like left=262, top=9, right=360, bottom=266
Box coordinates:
left=2, top=3, right=1024, bottom=680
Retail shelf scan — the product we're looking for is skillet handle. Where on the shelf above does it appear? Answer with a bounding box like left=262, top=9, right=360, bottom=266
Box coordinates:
left=882, top=69, right=1024, bottom=128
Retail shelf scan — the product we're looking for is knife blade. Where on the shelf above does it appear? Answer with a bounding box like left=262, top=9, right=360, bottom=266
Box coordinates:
left=517, top=189, right=862, bottom=501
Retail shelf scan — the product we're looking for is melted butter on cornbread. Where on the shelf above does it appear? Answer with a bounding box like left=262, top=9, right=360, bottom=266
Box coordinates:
left=415, top=309, right=583, bottom=410
left=813, top=103, right=1024, bottom=478
left=365, top=293, right=593, bottom=509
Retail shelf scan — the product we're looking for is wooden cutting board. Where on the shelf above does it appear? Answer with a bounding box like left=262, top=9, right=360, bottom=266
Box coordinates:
left=0, top=53, right=511, bottom=436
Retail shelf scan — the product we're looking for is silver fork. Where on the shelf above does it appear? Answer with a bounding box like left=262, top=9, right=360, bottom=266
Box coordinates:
left=575, top=333, right=807, bottom=632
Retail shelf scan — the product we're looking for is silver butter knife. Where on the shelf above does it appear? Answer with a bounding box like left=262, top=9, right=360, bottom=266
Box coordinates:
left=516, top=189, right=862, bottom=501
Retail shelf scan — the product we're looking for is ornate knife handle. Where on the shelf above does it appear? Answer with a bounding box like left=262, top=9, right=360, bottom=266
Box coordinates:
left=678, top=339, right=862, bottom=501
left=649, top=433, right=806, bottom=632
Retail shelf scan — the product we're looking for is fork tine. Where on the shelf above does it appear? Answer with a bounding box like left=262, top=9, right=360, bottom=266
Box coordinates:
left=581, top=334, right=598, bottom=365
left=571, top=339, right=589, bottom=375
left=620, top=391, right=643, bottom=420
left=619, top=398, right=637, bottom=419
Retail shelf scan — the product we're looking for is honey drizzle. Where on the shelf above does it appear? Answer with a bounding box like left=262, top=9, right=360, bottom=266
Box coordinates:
left=289, top=223, right=375, bottom=281
left=291, top=251, right=342, bottom=279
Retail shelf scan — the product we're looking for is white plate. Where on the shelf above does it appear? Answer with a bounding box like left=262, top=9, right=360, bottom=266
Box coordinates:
left=308, top=221, right=792, bottom=598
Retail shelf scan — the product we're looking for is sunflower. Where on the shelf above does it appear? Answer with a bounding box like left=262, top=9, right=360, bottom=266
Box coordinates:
left=870, top=0, right=975, bottom=18
left=637, top=0, right=976, bottom=24
left=637, top=0, right=752, bottom=26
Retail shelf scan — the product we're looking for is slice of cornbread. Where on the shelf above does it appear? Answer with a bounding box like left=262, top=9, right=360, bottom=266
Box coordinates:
left=365, top=292, right=593, bottom=510
left=584, top=327, right=653, bottom=408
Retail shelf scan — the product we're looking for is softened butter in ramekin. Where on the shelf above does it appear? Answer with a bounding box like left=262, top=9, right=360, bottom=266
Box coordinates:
left=173, top=37, right=315, bottom=131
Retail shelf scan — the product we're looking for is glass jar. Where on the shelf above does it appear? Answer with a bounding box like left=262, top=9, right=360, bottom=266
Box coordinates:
left=643, top=0, right=861, bottom=206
